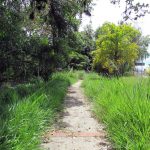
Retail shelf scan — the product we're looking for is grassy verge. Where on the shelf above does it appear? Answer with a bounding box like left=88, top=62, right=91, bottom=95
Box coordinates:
left=0, top=71, right=78, bottom=150
left=82, top=73, right=150, bottom=149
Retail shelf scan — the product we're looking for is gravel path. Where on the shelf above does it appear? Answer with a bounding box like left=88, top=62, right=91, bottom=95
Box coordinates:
left=41, top=80, right=111, bottom=150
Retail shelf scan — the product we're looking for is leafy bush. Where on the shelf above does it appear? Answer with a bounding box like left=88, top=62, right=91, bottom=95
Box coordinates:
left=145, top=68, right=150, bottom=76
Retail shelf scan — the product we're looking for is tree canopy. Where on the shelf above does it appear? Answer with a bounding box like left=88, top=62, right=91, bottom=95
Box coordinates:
left=93, top=22, right=141, bottom=75
left=110, top=0, right=150, bottom=21
left=0, top=0, right=149, bottom=82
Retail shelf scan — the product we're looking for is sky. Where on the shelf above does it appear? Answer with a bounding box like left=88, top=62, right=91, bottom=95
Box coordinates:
left=79, top=0, right=150, bottom=63
left=80, top=0, right=150, bottom=35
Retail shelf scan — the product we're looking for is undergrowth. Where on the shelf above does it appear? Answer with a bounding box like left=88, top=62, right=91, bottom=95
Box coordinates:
left=0, top=71, right=77, bottom=150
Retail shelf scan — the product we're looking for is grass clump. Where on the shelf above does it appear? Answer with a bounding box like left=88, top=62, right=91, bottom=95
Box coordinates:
left=0, top=71, right=77, bottom=150
left=82, top=73, right=150, bottom=150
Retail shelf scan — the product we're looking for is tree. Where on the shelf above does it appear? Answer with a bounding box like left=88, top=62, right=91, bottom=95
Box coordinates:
left=29, top=0, right=149, bottom=72
left=0, top=0, right=55, bottom=82
left=137, top=35, right=150, bottom=60
left=110, top=0, right=150, bottom=21
left=67, top=24, right=95, bottom=70
left=93, top=22, right=140, bottom=75
left=0, top=0, right=149, bottom=83
left=0, top=0, right=26, bottom=82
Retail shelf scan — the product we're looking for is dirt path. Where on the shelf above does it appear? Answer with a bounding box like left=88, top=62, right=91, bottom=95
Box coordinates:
left=41, top=80, right=111, bottom=150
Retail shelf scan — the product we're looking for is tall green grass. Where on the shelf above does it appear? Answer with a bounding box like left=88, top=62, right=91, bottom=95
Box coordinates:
left=0, top=71, right=77, bottom=150
left=82, top=73, right=150, bottom=150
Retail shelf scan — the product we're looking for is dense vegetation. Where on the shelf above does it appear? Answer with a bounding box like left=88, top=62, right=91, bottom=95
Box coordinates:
left=0, top=0, right=150, bottom=83
left=83, top=73, right=150, bottom=149
left=93, top=22, right=150, bottom=75
left=0, top=0, right=94, bottom=83
left=94, top=23, right=139, bottom=74
left=1, top=0, right=150, bottom=149
left=0, top=72, right=77, bottom=149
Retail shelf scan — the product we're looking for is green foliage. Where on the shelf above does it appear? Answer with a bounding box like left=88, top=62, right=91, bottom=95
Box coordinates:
left=137, top=35, right=150, bottom=60
left=0, top=72, right=77, bottom=150
left=1, top=0, right=149, bottom=82
left=0, top=1, right=50, bottom=82
left=68, top=25, right=95, bottom=70
left=83, top=73, right=150, bottom=149
left=68, top=51, right=89, bottom=70
left=93, top=22, right=140, bottom=75
left=0, top=0, right=94, bottom=82
left=145, top=68, right=150, bottom=76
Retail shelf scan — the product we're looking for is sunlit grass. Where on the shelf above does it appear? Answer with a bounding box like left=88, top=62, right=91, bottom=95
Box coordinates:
left=82, top=73, right=150, bottom=149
